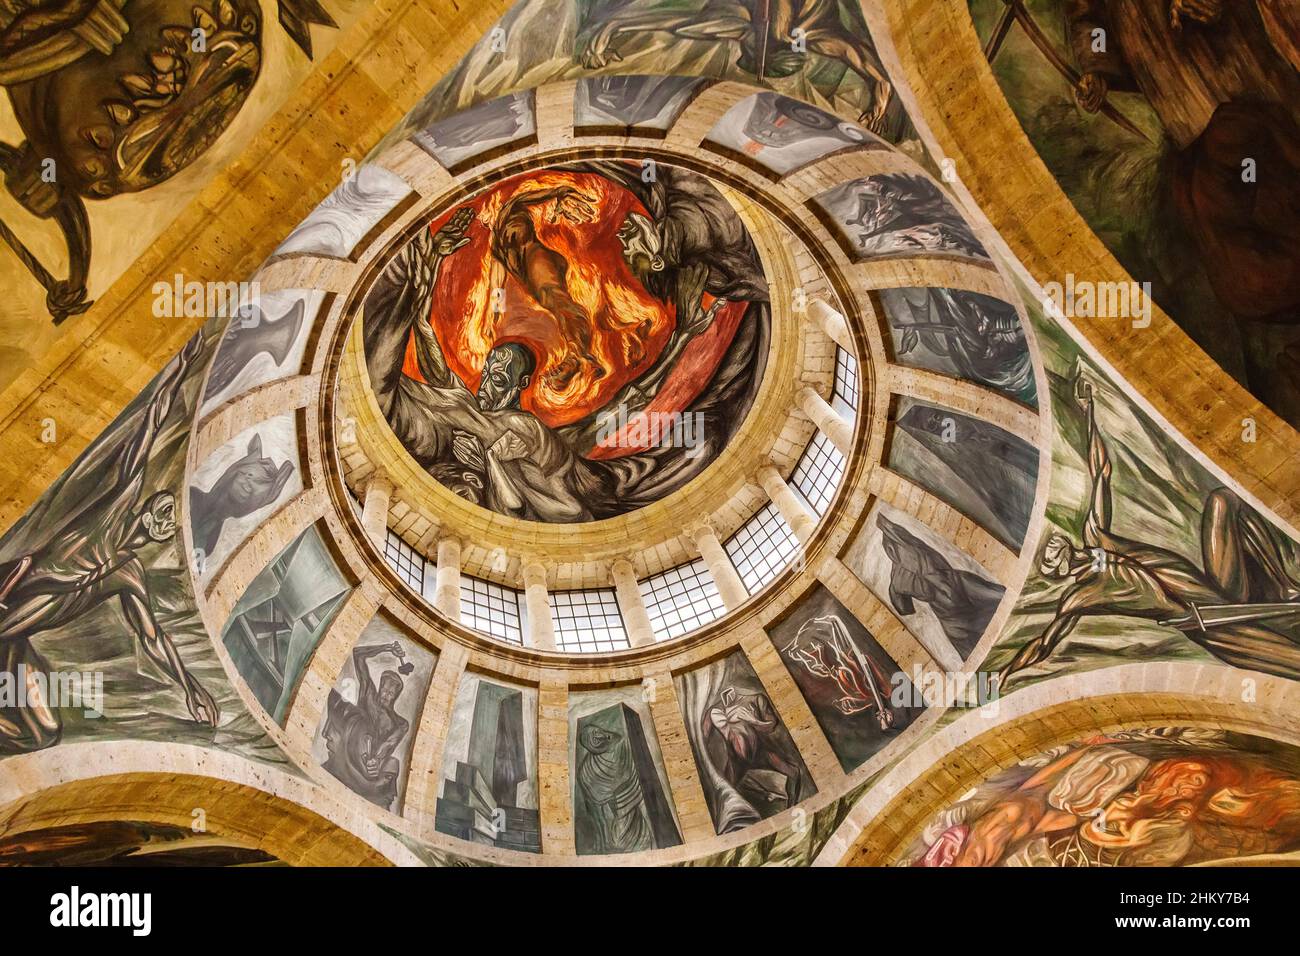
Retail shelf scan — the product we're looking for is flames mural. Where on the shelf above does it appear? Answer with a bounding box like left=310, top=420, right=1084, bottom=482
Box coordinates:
left=366, top=160, right=770, bottom=522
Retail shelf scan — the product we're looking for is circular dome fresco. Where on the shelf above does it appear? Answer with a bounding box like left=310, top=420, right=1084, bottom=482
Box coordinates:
left=361, top=160, right=771, bottom=523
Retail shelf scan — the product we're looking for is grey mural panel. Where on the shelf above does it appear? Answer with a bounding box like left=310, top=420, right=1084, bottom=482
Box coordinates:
left=675, top=649, right=816, bottom=834
left=273, top=165, right=411, bottom=260
left=575, top=74, right=704, bottom=130
left=888, top=397, right=1038, bottom=550
left=814, top=174, right=989, bottom=261
left=844, top=502, right=1005, bottom=665
left=414, top=91, right=536, bottom=169
left=569, top=685, right=681, bottom=855
left=189, top=415, right=301, bottom=585
left=879, top=287, right=1037, bottom=407
left=220, top=525, right=351, bottom=725
left=436, top=674, right=541, bottom=853
left=707, top=91, right=881, bottom=175
left=312, top=615, right=436, bottom=813
left=200, top=289, right=320, bottom=416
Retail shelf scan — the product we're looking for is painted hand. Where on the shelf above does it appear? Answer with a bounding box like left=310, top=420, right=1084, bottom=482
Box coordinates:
left=580, top=26, right=623, bottom=69
left=452, top=430, right=486, bottom=471
left=185, top=674, right=220, bottom=728
left=490, top=429, right=528, bottom=462
left=1073, top=73, right=1108, bottom=114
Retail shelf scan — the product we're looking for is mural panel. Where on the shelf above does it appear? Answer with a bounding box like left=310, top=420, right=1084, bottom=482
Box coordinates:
left=0, top=329, right=284, bottom=765
left=189, top=414, right=300, bottom=584
left=877, top=287, right=1037, bottom=407
left=200, top=289, right=320, bottom=416
left=568, top=684, right=681, bottom=855
left=813, top=174, right=989, bottom=262
left=675, top=649, right=816, bottom=834
left=220, top=524, right=351, bottom=725
left=888, top=397, right=1038, bottom=551
left=706, top=91, right=882, bottom=176
left=414, top=91, right=536, bottom=169
left=312, top=614, right=436, bottom=813
left=363, top=159, right=770, bottom=521
left=272, top=164, right=411, bottom=260
left=435, top=673, right=541, bottom=853
left=769, top=585, right=921, bottom=773
left=903, top=727, right=1300, bottom=867
left=575, top=74, right=705, bottom=130
left=968, top=0, right=1300, bottom=427
left=0, top=0, right=358, bottom=388
left=985, top=288, right=1300, bottom=692
left=844, top=501, right=1005, bottom=665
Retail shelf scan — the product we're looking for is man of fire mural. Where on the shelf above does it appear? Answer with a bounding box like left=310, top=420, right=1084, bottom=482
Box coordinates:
left=363, top=159, right=770, bottom=523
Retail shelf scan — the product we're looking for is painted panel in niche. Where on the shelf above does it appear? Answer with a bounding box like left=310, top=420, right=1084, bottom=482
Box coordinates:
left=199, top=289, right=320, bottom=416
left=568, top=685, right=681, bottom=855
left=844, top=501, right=1006, bottom=666
left=878, top=287, right=1037, bottom=407
left=675, top=649, right=816, bottom=834
left=707, top=92, right=882, bottom=176
left=967, top=0, right=1300, bottom=429
left=435, top=674, right=541, bottom=853
left=272, top=164, right=411, bottom=260
left=988, top=295, right=1300, bottom=692
left=220, top=524, right=351, bottom=725
left=312, top=614, right=436, bottom=813
left=888, top=397, right=1038, bottom=551
left=575, top=75, right=704, bottom=130
left=0, top=331, right=282, bottom=765
left=902, top=727, right=1300, bottom=867
left=414, top=91, right=536, bottom=169
left=813, top=174, right=989, bottom=262
left=189, top=414, right=300, bottom=585
left=768, top=585, right=921, bottom=773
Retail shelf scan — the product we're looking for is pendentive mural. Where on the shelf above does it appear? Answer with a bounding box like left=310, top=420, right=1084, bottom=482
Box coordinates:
left=363, top=159, right=770, bottom=522
left=968, top=0, right=1300, bottom=427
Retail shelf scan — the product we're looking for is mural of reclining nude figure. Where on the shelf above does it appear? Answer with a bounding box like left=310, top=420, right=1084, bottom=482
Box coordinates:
left=363, top=160, right=770, bottom=522
left=903, top=727, right=1300, bottom=867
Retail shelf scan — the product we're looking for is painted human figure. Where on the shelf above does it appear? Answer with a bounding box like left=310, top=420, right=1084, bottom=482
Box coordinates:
left=878, top=514, right=1004, bottom=658
left=782, top=614, right=894, bottom=727
left=706, top=685, right=806, bottom=811
left=577, top=0, right=894, bottom=130
left=1065, top=0, right=1300, bottom=418
left=576, top=723, right=653, bottom=853
left=490, top=186, right=608, bottom=388
left=320, top=642, right=412, bottom=810
left=998, top=375, right=1300, bottom=687
left=0, top=334, right=219, bottom=753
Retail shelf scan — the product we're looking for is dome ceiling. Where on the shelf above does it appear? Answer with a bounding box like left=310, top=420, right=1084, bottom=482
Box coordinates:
left=362, top=160, right=770, bottom=522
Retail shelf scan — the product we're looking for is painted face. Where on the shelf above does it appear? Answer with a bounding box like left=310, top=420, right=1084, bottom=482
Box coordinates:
left=228, top=458, right=285, bottom=509
left=475, top=345, right=532, bottom=411
left=143, top=492, right=177, bottom=542
left=378, top=672, right=403, bottom=707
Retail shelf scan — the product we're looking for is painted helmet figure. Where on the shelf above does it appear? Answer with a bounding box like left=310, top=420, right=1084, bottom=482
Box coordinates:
left=0, top=0, right=335, bottom=322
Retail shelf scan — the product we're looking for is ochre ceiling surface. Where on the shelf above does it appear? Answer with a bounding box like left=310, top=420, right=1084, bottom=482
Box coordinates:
left=0, top=0, right=1297, bottom=871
